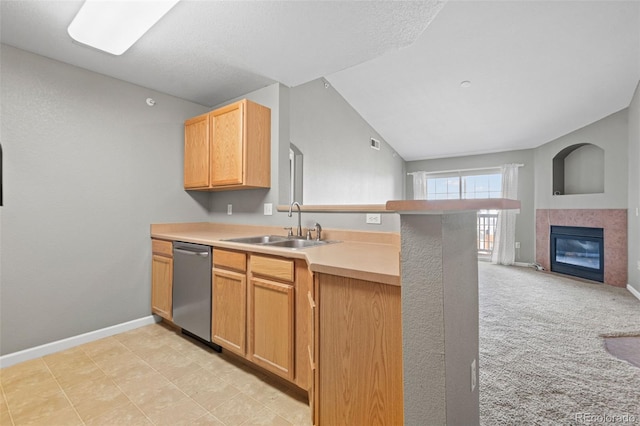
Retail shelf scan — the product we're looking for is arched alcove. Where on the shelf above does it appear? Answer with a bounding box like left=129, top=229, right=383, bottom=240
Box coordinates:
left=552, top=143, right=604, bottom=195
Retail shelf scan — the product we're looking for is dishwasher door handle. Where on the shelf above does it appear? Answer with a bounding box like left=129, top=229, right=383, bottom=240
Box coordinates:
left=174, top=248, right=210, bottom=257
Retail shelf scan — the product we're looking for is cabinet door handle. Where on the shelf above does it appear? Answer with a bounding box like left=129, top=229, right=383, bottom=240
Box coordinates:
left=174, top=248, right=209, bottom=257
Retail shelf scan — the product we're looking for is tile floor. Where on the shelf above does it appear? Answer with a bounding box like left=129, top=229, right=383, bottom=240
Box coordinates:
left=0, top=323, right=312, bottom=426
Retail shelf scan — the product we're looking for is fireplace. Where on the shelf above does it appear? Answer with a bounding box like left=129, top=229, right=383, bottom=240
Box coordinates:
left=550, top=226, right=604, bottom=282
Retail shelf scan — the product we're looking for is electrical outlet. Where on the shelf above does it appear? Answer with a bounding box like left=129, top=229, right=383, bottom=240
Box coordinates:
left=637, top=260, right=640, bottom=271
left=471, top=359, right=477, bottom=392
left=264, top=203, right=273, bottom=216
left=366, top=213, right=381, bottom=224
left=227, top=204, right=232, bottom=215
left=515, top=242, right=521, bottom=249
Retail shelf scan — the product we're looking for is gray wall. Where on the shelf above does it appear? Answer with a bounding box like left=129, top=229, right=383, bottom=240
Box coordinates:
left=201, top=80, right=402, bottom=233
left=535, top=109, right=628, bottom=210
left=290, top=79, right=406, bottom=205
left=628, top=82, right=640, bottom=293
left=0, top=45, right=210, bottom=355
left=406, top=149, right=536, bottom=263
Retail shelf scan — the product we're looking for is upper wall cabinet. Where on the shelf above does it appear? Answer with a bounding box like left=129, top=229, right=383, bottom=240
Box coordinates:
left=184, top=99, right=271, bottom=191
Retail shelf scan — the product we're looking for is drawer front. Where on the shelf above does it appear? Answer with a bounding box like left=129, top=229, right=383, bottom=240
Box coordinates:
left=152, top=239, right=173, bottom=257
left=251, top=255, right=294, bottom=282
left=214, top=248, right=247, bottom=272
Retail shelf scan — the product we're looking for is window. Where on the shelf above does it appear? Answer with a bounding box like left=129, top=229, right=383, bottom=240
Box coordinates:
left=424, top=172, right=502, bottom=200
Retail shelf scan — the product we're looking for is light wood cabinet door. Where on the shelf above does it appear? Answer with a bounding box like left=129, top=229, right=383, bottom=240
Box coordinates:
left=183, top=99, right=270, bottom=191
left=184, top=113, right=210, bottom=189
left=249, top=277, right=295, bottom=381
left=315, top=274, right=403, bottom=426
left=212, top=268, right=247, bottom=356
left=211, top=102, right=244, bottom=186
left=151, top=254, right=173, bottom=320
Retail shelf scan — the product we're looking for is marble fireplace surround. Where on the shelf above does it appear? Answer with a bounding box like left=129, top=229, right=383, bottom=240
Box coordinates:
left=536, top=209, right=628, bottom=287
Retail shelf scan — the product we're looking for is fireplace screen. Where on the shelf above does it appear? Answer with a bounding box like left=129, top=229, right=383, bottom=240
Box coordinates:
left=550, top=226, right=604, bottom=282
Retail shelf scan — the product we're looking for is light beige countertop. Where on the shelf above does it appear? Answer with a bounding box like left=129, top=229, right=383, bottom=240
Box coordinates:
left=151, top=222, right=401, bottom=286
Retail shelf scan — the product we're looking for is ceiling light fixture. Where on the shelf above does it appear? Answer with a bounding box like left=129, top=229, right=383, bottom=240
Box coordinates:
left=460, top=80, right=472, bottom=88
left=68, top=0, right=180, bottom=56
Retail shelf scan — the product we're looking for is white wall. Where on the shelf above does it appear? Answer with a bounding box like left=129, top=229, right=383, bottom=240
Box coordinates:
left=535, top=109, right=628, bottom=210
left=0, top=45, right=210, bottom=355
left=628, top=82, right=640, bottom=294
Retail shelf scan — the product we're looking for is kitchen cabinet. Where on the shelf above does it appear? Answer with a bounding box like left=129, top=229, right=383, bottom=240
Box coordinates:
left=151, top=239, right=173, bottom=321
left=184, top=99, right=271, bottom=191
left=212, top=249, right=247, bottom=357
left=248, top=255, right=295, bottom=382
left=312, top=273, right=403, bottom=425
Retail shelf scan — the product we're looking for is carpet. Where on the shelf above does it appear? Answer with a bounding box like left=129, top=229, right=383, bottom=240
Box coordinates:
left=479, top=262, right=640, bottom=425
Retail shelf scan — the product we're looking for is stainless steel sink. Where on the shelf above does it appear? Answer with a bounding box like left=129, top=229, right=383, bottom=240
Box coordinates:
left=223, top=235, right=338, bottom=249
left=265, top=239, right=330, bottom=249
left=223, top=235, right=289, bottom=244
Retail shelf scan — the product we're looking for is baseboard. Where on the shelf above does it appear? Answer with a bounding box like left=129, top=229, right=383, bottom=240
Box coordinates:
left=514, top=262, right=531, bottom=268
left=0, top=315, right=160, bottom=368
left=627, top=284, right=640, bottom=302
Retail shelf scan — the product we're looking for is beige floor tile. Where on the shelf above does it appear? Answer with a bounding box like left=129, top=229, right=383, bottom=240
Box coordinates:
left=64, top=376, right=130, bottom=422
left=6, top=385, right=71, bottom=425
left=55, top=364, right=106, bottom=389
left=4, top=378, right=63, bottom=412
left=82, top=336, right=131, bottom=363
left=42, top=347, right=87, bottom=369
left=115, top=330, right=168, bottom=355
left=116, top=368, right=171, bottom=400
left=131, top=380, right=189, bottom=416
left=190, top=413, right=226, bottom=425
left=1, top=408, right=13, bottom=426
left=13, top=406, right=82, bottom=426
left=173, top=368, right=241, bottom=411
left=44, top=351, right=105, bottom=388
left=145, top=395, right=208, bottom=426
left=265, top=392, right=312, bottom=426
left=240, top=407, right=294, bottom=426
left=0, top=359, right=51, bottom=392
left=83, top=401, right=152, bottom=426
left=94, top=350, right=148, bottom=378
left=140, top=344, right=201, bottom=381
left=210, top=393, right=268, bottom=426
left=237, top=376, right=292, bottom=406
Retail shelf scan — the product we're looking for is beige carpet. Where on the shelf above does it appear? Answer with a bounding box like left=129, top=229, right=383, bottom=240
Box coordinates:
left=479, top=262, right=640, bottom=425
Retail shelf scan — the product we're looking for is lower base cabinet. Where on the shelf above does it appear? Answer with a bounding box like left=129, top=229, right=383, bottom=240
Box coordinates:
left=249, top=277, right=294, bottom=381
left=313, top=273, right=403, bottom=425
left=151, top=239, right=173, bottom=321
left=211, top=250, right=311, bottom=390
left=212, top=267, right=247, bottom=357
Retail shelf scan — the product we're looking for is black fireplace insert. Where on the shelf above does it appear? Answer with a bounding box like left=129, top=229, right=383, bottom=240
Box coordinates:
left=550, top=225, right=604, bottom=282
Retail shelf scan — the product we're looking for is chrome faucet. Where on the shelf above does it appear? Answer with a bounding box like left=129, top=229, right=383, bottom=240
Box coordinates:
left=314, top=223, right=322, bottom=241
left=288, top=201, right=302, bottom=237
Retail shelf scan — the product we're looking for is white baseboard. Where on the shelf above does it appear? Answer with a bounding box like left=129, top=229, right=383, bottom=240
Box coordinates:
left=0, top=315, right=161, bottom=368
left=628, top=284, right=640, bottom=302
left=514, top=262, right=532, bottom=268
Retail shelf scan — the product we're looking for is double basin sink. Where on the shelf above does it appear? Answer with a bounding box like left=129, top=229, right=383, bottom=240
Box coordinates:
left=224, top=235, right=337, bottom=249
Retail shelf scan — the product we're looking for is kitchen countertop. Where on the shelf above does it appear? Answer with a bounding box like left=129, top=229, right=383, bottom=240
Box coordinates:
left=151, top=200, right=520, bottom=287
left=151, top=222, right=401, bottom=286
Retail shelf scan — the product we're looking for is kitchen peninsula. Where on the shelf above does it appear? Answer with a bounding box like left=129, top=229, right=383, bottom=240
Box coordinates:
left=151, top=198, right=520, bottom=426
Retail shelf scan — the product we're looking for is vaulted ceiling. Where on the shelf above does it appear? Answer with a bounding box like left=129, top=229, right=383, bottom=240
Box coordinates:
left=2, top=1, right=639, bottom=161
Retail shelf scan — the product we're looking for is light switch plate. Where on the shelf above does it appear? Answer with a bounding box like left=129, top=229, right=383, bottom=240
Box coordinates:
left=264, top=203, right=273, bottom=216
left=227, top=204, right=232, bottom=215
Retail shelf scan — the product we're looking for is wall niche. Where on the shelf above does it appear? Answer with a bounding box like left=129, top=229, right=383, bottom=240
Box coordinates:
left=552, top=143, right=604, bottom=195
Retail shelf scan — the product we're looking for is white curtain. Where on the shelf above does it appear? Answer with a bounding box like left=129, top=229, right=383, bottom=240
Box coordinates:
left=491, top=164, right=519, bottom=265
left=412, top=172, right=428, bottom=200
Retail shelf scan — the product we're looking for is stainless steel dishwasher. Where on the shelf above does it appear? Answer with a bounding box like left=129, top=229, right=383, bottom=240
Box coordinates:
left=172, top=241, right=214, bottom=344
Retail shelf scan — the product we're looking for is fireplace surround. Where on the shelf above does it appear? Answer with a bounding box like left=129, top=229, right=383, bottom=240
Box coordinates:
left=536, top=209, right=627, bottom=287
